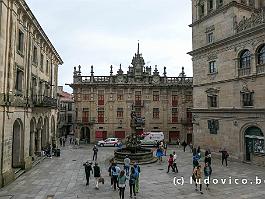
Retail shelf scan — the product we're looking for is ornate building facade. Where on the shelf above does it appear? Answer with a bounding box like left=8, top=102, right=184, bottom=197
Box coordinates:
left=57, top=86, right=75, bottom=137
left=0, top=0, right=63, bottom=186
left=189, top=0, right=265, bottom=165
left=69, top=44, right=193, bottom=144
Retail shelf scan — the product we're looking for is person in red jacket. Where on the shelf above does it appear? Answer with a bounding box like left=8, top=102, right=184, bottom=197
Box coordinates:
left=167, top=154, right=174, bottom=173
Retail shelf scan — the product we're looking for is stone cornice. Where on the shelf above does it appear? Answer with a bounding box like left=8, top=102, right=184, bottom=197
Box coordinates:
left=16, top=0, right=63, bottom=65
left=193, top=73, right=265, bottom=87
left=192, top=108, right=265, bottom=114
left=188, top=23, right=265, bottom=57
left=189, top=1, right=258, bottom=28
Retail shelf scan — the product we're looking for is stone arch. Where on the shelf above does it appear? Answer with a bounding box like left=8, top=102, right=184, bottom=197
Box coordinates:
left=239, top=123, right=264, bottom=161
left=12, top=118, right=24, bottom=168
left=36, top=117, right=43, bottom=152
left=80, top=127, right=90, bottom=144
left=51, top=115, right=56, bottom=148
left=29, top=118, right=36, bottom=156
left=255, top=43, right=265, bottom=65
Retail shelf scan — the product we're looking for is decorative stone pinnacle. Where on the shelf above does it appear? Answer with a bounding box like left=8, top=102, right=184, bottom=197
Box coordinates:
left=91, top=65, right=94, bottom=76
left=110, top=65, right=113, bottom=75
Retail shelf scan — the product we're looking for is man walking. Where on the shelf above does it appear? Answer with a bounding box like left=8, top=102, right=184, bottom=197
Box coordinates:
left=219, top=148, right=229, bottom=167
left=173, top=151, right=178, bottom=173
left=93, top=162, right=101, bottom=189
left=133, top=162, right=141, bottom=193
left=83, top=161, right=93, bottom=186
left=92, top=145, right=98, bottom=161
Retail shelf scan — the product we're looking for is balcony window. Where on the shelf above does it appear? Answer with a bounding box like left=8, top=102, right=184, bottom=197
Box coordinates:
left=239, top=50, right=251, bottom=76
left=199, top=3, right=205, bottom=18
left=172, top=108, right=178, bottom=123
left=208, top=0, right=213, bottom=11
left=153, top=108, right=159, bottom=119
left=98, top=108, right=104, bottom=123
left=153, top=91, right=159, bottom=101
left=172, top=92, right=178, bottom=107
left=98, top=90, right=104, bottom=105
left=117, top=108, right=123, bottom=118
left=46, top=60, right=49, bottom=74
left=15, top=68, right=23, bottom=93
left=82, top=108, right=89, bottom=123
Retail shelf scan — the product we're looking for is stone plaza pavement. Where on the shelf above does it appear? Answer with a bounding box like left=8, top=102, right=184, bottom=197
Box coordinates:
left=0, top=144, right=265, bottom=199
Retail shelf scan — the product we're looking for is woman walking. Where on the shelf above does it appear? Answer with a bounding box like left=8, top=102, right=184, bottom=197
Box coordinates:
left=193, top=165, right=203, bottom=194
left=129, top=167, right=137, bottom=198
left=118, top=170, right=127, bottom=199
left=156, top=146, right=163, bottom=164
left=204, top=162, right=212, bottom=190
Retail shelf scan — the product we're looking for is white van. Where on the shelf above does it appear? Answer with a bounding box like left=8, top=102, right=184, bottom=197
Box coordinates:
left=140, top=132, right=164, bottom=146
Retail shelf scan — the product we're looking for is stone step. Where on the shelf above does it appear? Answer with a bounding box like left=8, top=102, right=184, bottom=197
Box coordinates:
left=14, top=168, right=25, bottom=179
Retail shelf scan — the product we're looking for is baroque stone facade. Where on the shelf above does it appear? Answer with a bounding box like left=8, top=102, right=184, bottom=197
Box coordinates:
left=69, top=44, right=193, bottom=144
left=189, top=0, right=265, bottom=165
left=0, top=0, right=63, bottom=187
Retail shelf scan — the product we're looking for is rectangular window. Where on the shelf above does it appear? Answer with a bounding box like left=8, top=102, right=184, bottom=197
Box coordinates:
left=135, top=91, right=142, bottom=106
left=187, top=109, right=192, bottom=124
left=15, top=69, right=23, bottom=92
left=83, top=94, right=90, bottom=101
left=153, top=91, right=159, bottom=101
left=208, top=95, right=217, bottom=107
left=208, top=119, right=219, bottom=134
left=135, top=107, right=141, bottom=117
left=82, top=108, right=89, bottom=123
left=208, top=0, right=213, bottom=10
left=33, top=46, right=38, bottom=65
left=117, top=90, right=123, bottom=101
left=207, top=32, right=214, bottom=43
left=98, top=90, right=104, bottom=105
left=153, top=108, right=159, bottom=119
left=199, top=4, right=205, bottom=18
left=40, top=54, right=44, bottom=70
left=172, top=108, right=178, bottom=123
left=68, top=114, right=72, bottom=123
left=172, top=92, right=178, bottom=107
left=117, top=108, right=124, bottom=118
left=209, top=61, right=217, bottom=73
left=242, top=92, right=254, bottom=107
left=46, top=60, right=49, bottom=74
left=98, top=108, right=104, bottom=123
left=68, top=103, right=72, bottom=111
left=18, top=30, right=24, bottom=53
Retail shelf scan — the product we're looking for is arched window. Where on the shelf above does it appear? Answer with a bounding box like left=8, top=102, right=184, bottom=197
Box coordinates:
left=257, top=45, right=265, bottom=65
left=240, top=50, right=251, bottom=68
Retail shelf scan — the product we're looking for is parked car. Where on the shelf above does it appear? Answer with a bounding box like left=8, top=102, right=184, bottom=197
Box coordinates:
left=97, top=138, right=120, bottom=147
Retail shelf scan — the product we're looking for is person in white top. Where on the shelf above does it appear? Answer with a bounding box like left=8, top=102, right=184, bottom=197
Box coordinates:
left=173, top=151, right=178, bottom=173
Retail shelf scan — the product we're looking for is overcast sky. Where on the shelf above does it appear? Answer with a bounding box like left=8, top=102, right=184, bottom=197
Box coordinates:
left=26, top=0, right=192, bottom=93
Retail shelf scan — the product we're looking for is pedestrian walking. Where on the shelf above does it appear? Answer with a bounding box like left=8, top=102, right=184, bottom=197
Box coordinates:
left=59, top=137, right=63, bottom=146
left=108, top=158, right=115, bottom=187
left=193, top=154, right=199, bottom=168
left=193, top=165, right=203, bottom=194
left=62, top=137, right=66, bottom=147
left=92, top=145, right=98, bottom=161
left=173, top=151, right=178, bottom=173
left=181, top=140, right=187, bottom=152
left=83, top=161, right=93, bottom=186
left=129, top=167, right=137, bottom=198
left=164, top=141, right=168, bottom=156
left=189, top=142, right=193, bottom=152
left=124, top=155, right=130, bottom=176
left=176, top=138, right=180, bottom=148
left=204, top=162, right=212, bottom=190
left=156, top=146, right=163, bottom=164
left=118, top=170, right=127, bottom=199
left=133, top=162, right=141, bottom=193
left=167, top=154, right=174, bottom=173
left=93, top=162, right=101, bottom=189
left=111, top=163, right=120, bottom=190
left=219, top=148, right=229, bottom=167
left=204, top=151, right=212, bottom=166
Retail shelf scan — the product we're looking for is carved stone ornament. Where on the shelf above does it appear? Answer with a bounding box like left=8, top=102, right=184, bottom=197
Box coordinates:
left=205, top=87, right=220, bottom=94
left=235, top=9, right=265, bottom=33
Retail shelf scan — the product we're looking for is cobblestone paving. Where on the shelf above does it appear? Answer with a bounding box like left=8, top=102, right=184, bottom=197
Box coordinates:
left=0, top=144, right=265, bottom=199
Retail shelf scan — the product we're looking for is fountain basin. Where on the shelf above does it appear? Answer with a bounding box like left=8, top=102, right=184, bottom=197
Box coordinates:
left=114, top=147, right=158, bottom=165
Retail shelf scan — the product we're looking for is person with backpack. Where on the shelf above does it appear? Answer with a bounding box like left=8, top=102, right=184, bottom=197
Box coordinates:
left=219, top=148, right=229, bottom=167
left=83, top=161, right=93, bottom=186
left=167, top=154, right=174, bottom=173
left=111, top=163, right=120, bottom=191
left=204, top=162, right=212, bottom=190
left=92, top=145, right=98, bottom=161
left=118, top=170, right=127, bottom=199
left=93, top=162, right=101, bottom=189
left=129, top=167, right=137, bottom=198
left=133, top=162, right=141, bottom=193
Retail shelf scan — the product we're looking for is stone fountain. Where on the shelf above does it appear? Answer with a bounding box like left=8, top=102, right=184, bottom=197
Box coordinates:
left=114, top=105, right=157, bottom=164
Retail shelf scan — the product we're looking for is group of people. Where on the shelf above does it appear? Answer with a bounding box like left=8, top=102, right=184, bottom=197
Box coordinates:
left=155, top=140, right=168, bottom=163
left=83, top=161, right=102, bottom=189
left=59, top=136, right=80, bottom=147
left=191, top=146, right=229, bottom=194
left=108, top=157, right=141, bottom=199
